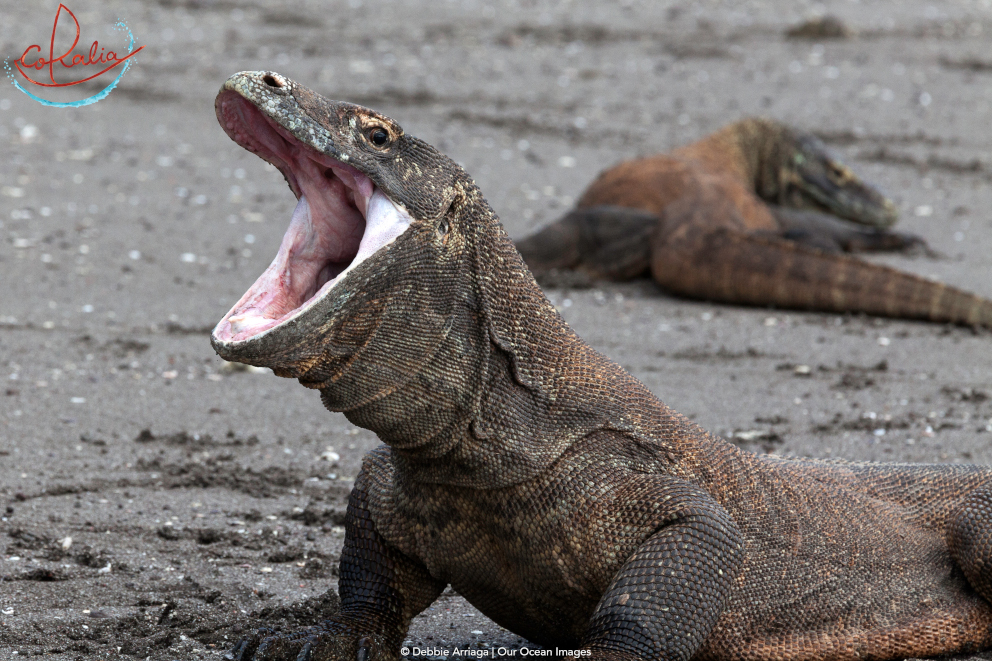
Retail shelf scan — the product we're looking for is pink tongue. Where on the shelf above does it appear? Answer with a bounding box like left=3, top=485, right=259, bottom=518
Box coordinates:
left=271, top=194, right=334, bottom=316
left=285, top=194, right=319, bottom=261
left=327, top=165, right=375, bottom=216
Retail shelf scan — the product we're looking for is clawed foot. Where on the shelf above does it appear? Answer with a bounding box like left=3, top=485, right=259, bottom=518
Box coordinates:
left=226, top=627, right=385, bottom=661
left=878, top=232, right=941, bottom=258
left=842, top=230, right=939, bottom=257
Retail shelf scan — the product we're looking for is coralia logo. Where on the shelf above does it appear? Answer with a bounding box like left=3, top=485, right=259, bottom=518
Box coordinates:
left=4, top=4, right=145, bottom=107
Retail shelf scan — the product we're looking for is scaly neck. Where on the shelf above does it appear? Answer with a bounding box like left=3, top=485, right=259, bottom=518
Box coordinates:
left=336, top=210, right=667, bottom=488
left=675, top=118, right=788, bottom=201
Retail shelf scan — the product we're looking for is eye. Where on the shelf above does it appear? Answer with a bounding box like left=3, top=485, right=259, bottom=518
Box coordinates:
left=828, top=163, right=850, bottom=183
left=436, top=218, right=450, bottom=239
left=369, top=128, right=389, bottom=147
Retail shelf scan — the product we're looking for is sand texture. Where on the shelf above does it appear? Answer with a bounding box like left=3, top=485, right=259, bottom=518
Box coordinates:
left=2, top=0, right=992, bottom=658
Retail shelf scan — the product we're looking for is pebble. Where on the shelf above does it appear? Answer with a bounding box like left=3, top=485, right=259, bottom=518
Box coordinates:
left=733, top=430, right=774, bottom=442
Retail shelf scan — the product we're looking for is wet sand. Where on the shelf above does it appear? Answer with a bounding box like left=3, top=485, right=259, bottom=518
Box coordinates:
left=2, top=0, right=992, bottom=658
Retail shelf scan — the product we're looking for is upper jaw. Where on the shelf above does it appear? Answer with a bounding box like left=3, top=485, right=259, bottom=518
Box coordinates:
left=215, top=71, right=355, bottom=172
left=211, top=72, right=413, bottom=353
left=799, top=179, right=898, bottom=229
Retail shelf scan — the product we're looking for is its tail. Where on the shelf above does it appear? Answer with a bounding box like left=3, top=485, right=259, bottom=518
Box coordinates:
left=651, top=228, right=992, bottom=326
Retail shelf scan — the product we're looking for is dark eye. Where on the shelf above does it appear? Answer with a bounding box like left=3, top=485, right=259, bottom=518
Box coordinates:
left=437, top=218, right=449, bottom=239
left=369, top=128, right=389, bottom=147
left=828, top=163, right=850, bottom=182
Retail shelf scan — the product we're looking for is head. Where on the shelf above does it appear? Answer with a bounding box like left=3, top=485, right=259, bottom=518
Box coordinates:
left=212, top=71, right=476, bottom=400
left=762, top=126, right=898, bottom=228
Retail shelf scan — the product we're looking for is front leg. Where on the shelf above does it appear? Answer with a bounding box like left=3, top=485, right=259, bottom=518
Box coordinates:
left=231, top=472, right=446, bottom=661
left=583, top=494, right=744, bottom=661
left=770, top=207, right=931, bottom=255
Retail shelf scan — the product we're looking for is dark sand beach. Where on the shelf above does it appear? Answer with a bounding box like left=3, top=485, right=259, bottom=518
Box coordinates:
left=2, top=0, right=992, bottom=658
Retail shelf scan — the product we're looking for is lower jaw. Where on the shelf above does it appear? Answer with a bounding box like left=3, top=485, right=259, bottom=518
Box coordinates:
left=213, top=191, right=366, bottom=344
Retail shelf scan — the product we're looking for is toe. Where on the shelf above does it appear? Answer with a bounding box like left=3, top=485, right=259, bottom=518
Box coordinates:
left=226, top=639, right=251, bottom=661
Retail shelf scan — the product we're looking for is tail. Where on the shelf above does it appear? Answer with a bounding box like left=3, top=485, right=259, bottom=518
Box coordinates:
left=651, top=228, right=992, bottom=327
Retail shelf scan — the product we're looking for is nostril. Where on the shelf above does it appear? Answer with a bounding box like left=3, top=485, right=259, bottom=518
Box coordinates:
left=262, top=74, right=282, bottom=88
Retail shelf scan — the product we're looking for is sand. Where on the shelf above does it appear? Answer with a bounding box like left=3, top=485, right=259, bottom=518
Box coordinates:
left=2, top=0, right=992, bottom=658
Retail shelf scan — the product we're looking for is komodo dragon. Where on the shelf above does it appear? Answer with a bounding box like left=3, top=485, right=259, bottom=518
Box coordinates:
left=212, top=71, right=992, bottom=661
left=516, top=118, right=992, bottom=326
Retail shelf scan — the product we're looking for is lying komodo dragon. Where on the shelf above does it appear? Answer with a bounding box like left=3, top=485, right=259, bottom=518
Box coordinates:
left=516, top=118, right=992, bottom=326
left=212, top=71, right=992, bottom=661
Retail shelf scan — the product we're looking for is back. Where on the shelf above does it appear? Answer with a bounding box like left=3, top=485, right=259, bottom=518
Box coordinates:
left=683, top=444, right=992, bottom=660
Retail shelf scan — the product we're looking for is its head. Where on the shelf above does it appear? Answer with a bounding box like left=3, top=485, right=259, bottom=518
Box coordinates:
left=211, top=71, right=475, bottom=402
left=759, top=123, right=898, bottom=228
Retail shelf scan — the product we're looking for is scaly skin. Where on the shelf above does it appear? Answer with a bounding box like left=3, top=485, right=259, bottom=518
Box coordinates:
left=211, top=72, right=992, bottom=661
left=517, top=118, right=992, bottom=327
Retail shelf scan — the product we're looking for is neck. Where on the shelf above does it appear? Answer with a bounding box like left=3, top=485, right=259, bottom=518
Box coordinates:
left=680, top=118, right=787, bottom=201
left=333, top=202, right=673, bottom=488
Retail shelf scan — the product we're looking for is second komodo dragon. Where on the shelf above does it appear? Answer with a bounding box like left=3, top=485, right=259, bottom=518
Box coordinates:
left=517, top=118, right=992, bottom=326
left=212, top=71, right=992, bottom=661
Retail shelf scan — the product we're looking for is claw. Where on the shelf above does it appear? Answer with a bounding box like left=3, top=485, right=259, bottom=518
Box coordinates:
left=227, top=640, right=249, bottom=661
left=357, top=636, right=371, bottom=661
left=297, top=641, right=313, bottom=661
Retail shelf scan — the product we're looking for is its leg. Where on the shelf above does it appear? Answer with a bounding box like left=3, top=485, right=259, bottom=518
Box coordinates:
left=583, top=493, right=743, bottom=661
left=230, top=471, right=445, bottom=661
left=948, top=487, right=992, bottom=602
left=515, top=205, right=659, bottom=285
left=770, top=207, right=931, bottom=254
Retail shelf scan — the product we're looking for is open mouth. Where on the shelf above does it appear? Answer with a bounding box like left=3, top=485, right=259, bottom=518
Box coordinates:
left=212, top=94, right=412, bottom=344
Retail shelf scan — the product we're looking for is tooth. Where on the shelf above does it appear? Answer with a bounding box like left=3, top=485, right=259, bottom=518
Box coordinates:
left=228, top=314, right=255, bottom=335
